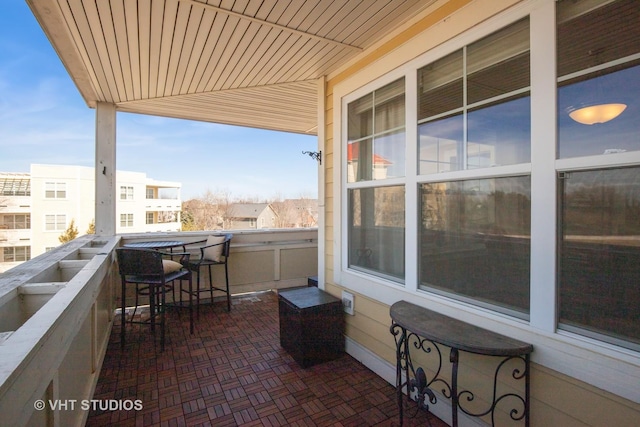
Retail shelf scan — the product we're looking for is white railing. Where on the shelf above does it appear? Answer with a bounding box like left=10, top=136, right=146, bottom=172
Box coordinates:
left=121, top=228, right=318, bottom=296
left=0, top=228, right=317, bottom=427
left=0, top=235, right=117, bottom=427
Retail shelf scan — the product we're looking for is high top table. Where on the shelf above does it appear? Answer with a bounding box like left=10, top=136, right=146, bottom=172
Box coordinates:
left=390, top=300, right=533, bottom=426
left=122, top=240, right=192, bottom=329
left=123, top=240, right=185, bottom=250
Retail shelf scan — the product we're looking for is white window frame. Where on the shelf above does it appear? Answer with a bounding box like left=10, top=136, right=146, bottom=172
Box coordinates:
left=345, top=77, right=407, bottom=284
left=44, top=181, right=66, bottom=199
left=332, top=0, right=639, bottom=404
left=2, top=214, right=30, bottom=230
left=3, top=246, right=31, bottom=262
left=120, top=213, right=134, bottom=228
left=44, top=214, right=66, bottom=231
left=339, top=68, right=411, bottom=292
left=120, top=186, right=134, bottom=200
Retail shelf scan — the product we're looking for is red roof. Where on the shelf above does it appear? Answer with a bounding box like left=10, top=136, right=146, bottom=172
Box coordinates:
left=347, top=144, right=392, bottom=165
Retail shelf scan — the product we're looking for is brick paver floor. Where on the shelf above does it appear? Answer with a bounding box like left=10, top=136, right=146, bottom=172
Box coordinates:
left=86, top=291, right=448, bottom=427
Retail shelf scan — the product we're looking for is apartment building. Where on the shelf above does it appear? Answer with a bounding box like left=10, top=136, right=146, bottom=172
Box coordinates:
left=0, top=164, right=181, bottom=272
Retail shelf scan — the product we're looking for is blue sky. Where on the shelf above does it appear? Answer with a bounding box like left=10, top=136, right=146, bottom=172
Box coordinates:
left=0, top=1, right=318, bottom=200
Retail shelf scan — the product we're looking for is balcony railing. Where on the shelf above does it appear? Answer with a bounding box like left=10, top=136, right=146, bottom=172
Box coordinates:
left=0, top=228, right=317, bottom=427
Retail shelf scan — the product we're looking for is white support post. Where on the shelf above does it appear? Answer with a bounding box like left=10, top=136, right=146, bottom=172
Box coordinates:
left=317, top=76, right=326, bottom=289
left=529, top=1, right=557, bottom=332
left=94, top=102, right=116, bottom=236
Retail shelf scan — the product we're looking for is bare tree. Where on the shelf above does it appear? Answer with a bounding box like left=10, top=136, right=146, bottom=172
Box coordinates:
left=270, top=196, right=318, bottom=228
left=213, top=189, right=235, bottom=230
left=182, top=197, right=218, bottom=231
left=182, top=189, right=318, bottom=231
left=182, top=188, right=235, bottom=230
left=271, top=198, right=298, bottom=228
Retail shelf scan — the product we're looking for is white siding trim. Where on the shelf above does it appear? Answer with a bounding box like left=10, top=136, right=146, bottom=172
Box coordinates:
left=529, top=0, right=558, bottom=334
left=404, top=71, right=419, bottom=293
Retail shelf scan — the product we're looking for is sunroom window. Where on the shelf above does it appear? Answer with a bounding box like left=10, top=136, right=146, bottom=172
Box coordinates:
left=346, top=79, right=406, bottom=282
left=557, top=0, right=640, bottom=350
left=418, top=18, right=530, bottom=174
left=557, top=0, right=640, bottom=159
left=559, top=167, right=640, bottom=349
left=349, top=186, right=405, bottom=281
left=418, top=177, right=531, bottom=315
left=348, top=79, right=406, bottom=182
left=416, top=19, right=531, bottom=316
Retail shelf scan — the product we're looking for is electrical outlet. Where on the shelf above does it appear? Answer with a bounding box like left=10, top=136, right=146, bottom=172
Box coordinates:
left=342, top=291, right=354, bottom=315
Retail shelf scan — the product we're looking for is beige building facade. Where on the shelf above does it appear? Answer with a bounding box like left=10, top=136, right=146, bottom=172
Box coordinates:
left=0, top=164, right=181, bottom=272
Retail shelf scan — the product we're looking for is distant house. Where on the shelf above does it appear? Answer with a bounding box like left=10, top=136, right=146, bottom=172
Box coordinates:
left=227, top=203, right=277, bottom=230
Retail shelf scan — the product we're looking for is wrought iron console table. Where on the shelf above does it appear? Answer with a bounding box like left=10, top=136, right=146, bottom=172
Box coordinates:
left=390, top=301, right=533, bottom=426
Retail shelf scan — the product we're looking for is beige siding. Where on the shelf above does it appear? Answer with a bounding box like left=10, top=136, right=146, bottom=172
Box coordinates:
left=280, top=247, right=318, bottom=280
left=328, top=283, right=640, bottom=426
left=531, top=365, right=640, bottom=426
left=324, top=79, right=335, bottom=286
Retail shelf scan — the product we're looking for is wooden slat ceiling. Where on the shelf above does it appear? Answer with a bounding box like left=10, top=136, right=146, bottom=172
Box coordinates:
left=28, top=0, right=439, bottom=135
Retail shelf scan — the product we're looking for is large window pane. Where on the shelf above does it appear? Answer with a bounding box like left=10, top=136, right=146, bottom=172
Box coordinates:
left=349, top=186, right=405, bottom=282
left=418, top=19, right=530, bottom=175
left=374, top=80, right=405, bottom=133
left=559, top=167, right=640, bottom=348
left=557, top=0, right=640, bottom=158
left=348, top=130, right=406, bottom=182
left=418, top=50, right=463, bottom=120
left=558, top=64, right=640, bottom=158
left=348, top=93, right=373, bottom=141
left=557, top=0, right=639, bottom=79
left=467, top=95, right=531, bottom=168
left=348, top=138, right=372, bottom=182
left=467, top=19, right=529, bottom=104
left=348, top=79, right=405, bottom=182
left=418, top=114, right=463, bottom=174
left=419, top=176, right=531, bottom=315
left=373, top=130, right=405, bottom=179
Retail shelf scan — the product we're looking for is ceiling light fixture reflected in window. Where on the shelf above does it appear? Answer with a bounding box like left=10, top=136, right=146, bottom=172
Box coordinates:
left=567, top=102, right=627, bottom=125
